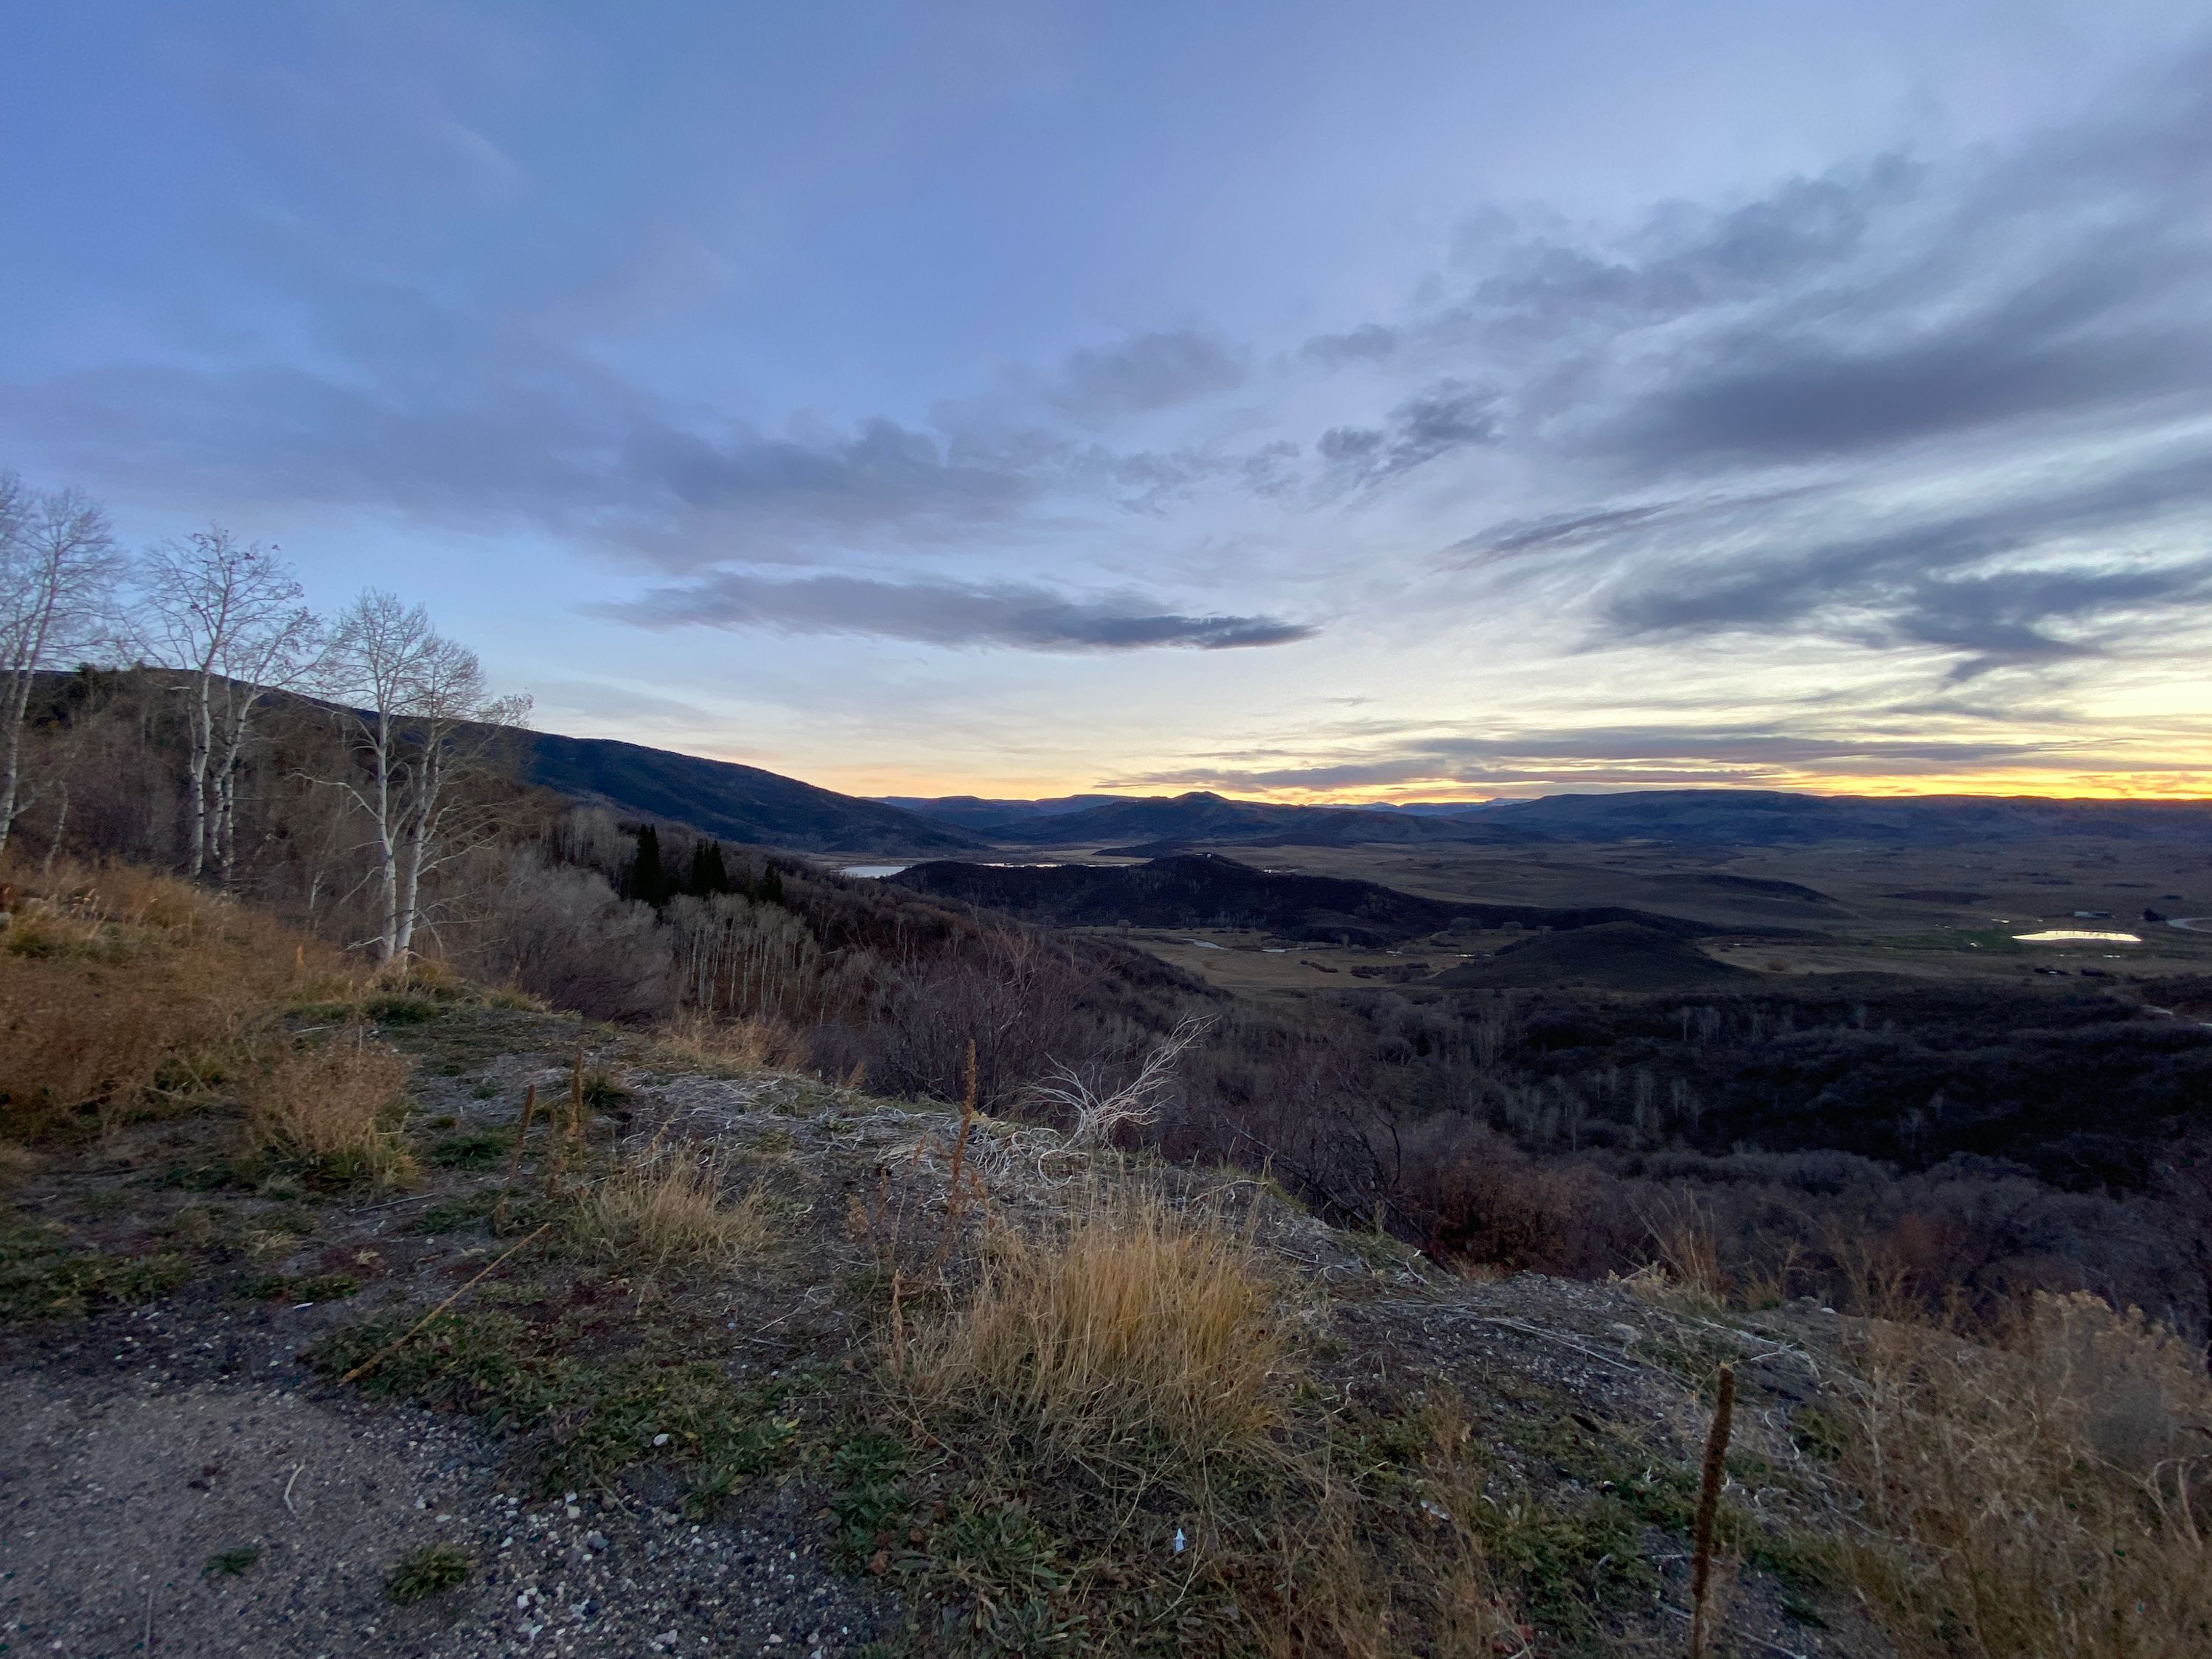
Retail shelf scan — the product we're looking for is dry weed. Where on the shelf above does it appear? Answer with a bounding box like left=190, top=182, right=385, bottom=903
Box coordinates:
left=0, top=858, right=356, bottom=1139
left=1253, top=1393, right=1523, bottom=1659
left=1635, top=1189, right=1726, bottom=1302
left=578, top=1144, right=769, bottom=1274
left=651, top=1012, right=808, bottom=1073
left=1836, top=1291, right=2212, bottom=1658
left=903, top=1183, right=1285, bottom=1469
left=239, top=1029, right=417, bottom=1188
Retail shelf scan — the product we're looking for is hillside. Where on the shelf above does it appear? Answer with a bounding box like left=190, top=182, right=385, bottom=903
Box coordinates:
left=891, top=852, right=1713, bottom=945
left=7, top=863, right=2209, bottom=1658
left=876, top=794, right=1120, bottom=832
left=521, top=731, right=987, bottom=855
left=1430, top=920, right=1752, bottom=991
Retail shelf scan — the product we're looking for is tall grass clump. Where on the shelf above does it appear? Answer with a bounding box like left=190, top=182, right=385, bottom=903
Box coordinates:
left=905, top=1183, right=1285, bottom=1470
left=239, top=1029, right=417, bottom=1189
left=0, top=858, right=355, bottom=1139
left=650, top=1011, right=810, bottom=1075
left=578, top=1143, right=769, bottom=1275
left=1836, top=1290, right=2212, bottom=1659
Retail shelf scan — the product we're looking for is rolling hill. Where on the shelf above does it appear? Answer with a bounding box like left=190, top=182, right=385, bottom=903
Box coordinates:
left=1429, top=921, right=1753, bottom=991
left=521, top=732, right=987, bottom=856
left=890, top=852, right=1714, bottom=947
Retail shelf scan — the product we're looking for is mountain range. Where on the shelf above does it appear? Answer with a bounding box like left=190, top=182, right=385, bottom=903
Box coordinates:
left=504, top=728, right=2212, bottom=855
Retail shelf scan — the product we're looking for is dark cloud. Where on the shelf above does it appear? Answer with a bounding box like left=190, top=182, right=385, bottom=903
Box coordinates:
left=603, top=571, right=1316, bottom=652
left=1449, top=504, right=1673, bottom=561
left=1321, top=379, right=1500, bottom=485
left=642, top=417, right=1035, bottom=530
left=1599, top=447, right=2212, bottom=672
left=1464, top=164, right=1913, bottom=346
left=1046, top=330, right=1246, bottom=419
left=7, top=293, right=1046, bottom=560
left=1575, top=63, right=2212, bottom=467
left=4, top=265, right=1257, bottom=561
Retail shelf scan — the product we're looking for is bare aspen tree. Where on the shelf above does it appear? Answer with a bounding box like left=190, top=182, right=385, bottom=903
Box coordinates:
left=0, top=476, right=122, bottom=852
left=318, top=590, right=529, bottom=964
left=139, top=526, right=321, bottom=881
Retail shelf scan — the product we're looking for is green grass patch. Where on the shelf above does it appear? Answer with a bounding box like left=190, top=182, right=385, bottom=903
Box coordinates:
left=309, top=1306, right=809, bottom=1502
left=410, top=1194, right=502, bottom=1235
left=202, top=1545, right=260, bottom=1579
left=385, top=1542, right=470, bottom=1602
left=0, top=1220, right=197, bottom=1322
left=427, top=1130, right=512, bottom=1169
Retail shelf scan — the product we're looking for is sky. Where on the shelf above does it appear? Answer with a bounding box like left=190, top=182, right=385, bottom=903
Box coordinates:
left=6, top=1, right=2212, bottom=802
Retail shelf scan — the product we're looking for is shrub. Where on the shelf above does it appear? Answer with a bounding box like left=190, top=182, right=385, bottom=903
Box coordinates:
left=239, top=1029, right=416, bottom=1189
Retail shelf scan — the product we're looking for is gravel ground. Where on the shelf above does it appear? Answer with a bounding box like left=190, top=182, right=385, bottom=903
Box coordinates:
left=0, top=1301, right=900, bottom=1658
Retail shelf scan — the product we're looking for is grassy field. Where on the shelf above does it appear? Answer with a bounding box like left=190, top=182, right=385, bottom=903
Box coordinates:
left=1017, top=835, right=2212, bottom=996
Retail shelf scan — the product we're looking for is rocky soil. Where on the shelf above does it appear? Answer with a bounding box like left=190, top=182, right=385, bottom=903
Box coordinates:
left=4, top=1000, right=1892, bottom=1657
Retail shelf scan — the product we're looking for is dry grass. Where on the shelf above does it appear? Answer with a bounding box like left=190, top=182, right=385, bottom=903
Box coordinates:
left=1835, top=1290, right=2212, bottom=1659
left=238, top=1029, right=417, bottom=1189
left=1253, top=1394, right=1524, bottom=1659
left=902, top=1183, right=1286, bottom=1470
left=891, top=1183, right=1531, bottom=1653
left=0, top=858, right=357, bottom=1139
left=651, top=1012, right=809, bottom=1074
left=1635, top=1189, right=1727, bottom=1303
left=577, top=1144, right=771, bottom=1274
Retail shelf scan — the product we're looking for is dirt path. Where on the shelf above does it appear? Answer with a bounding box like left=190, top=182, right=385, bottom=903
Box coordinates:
left=0, top=1295, right=896, bottom=1657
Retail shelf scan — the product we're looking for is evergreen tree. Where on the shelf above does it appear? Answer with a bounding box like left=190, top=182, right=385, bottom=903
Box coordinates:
left=689, top=838, right=731, bottom=896
left=628, top=824, right=668, bottom=905
left=757, top=860, right=784, bottom=905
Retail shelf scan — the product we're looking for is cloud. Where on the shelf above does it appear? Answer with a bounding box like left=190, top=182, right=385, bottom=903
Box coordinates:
left=603, top=571, right=1317, bottom=652
left=1301, top=323, right=1399, bottom=366
left=1595, top=446, right=2212, bottom=672
left=1320, top=379, right=1500, bottom=485
left=1450, top=503, right=1675, bottom=561
left=1116, top=723, right=2104, bottom=795
left=1541, top=62, right=2212, bottom=471
left=1046, top=330, right=1246, bottom=419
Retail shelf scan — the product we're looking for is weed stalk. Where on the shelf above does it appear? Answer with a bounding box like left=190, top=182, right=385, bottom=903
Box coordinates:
left=506, top=1082, right=537, bottom=1187
left=1689, top=1362, right=1735, bottom=1659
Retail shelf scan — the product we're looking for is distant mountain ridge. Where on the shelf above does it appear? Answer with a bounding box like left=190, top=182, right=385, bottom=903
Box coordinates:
left=874, top=794, right=1122, bottom=832
left=521, top=732, right=987, bottom=856
left=513, top=728, right=2212, bottom=857
left=882, top=785, right=2212, bottom=847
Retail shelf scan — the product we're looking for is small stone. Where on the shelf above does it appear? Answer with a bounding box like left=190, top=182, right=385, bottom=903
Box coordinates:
left=565, top=1504, right=582, bottom=1520
left=652, top=1433, right=670, bottom=1447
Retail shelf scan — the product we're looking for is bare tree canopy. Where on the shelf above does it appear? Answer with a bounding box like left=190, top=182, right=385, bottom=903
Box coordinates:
left=139, top=525, right=321, bottom=880
left=317, top=588, right=532, bottom=962
left=0, top=476, right=122, bottom=850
